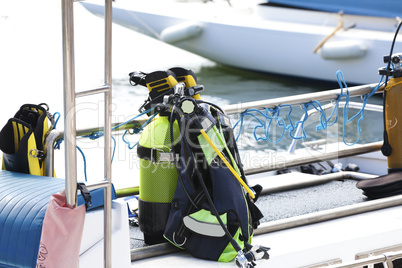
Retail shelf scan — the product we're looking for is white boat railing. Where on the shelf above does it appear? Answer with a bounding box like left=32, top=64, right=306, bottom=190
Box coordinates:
left=61, top=0, right=113, bottom=267
left=44, top=83, right=384, bottom=177
left=223, top=83, right=382, bottom=115
left=326, top=249, right=402, bottom=268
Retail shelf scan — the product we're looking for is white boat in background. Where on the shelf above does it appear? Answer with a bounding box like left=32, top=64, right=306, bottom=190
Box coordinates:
left=3, top=0, right=402, bottom=268
left=81, top=0, right=402, bottom=84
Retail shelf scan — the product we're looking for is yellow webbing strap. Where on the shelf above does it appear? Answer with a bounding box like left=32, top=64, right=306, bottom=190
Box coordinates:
left=27, top=134, right=41, bottom=176
left=199, top=129, right=255, bottom=199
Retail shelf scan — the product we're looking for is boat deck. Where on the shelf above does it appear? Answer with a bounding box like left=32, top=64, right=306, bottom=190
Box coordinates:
left=258, top=178, right=365, bottom=222
left=128, top=171, right=402, bottom=267
left=129, top=171, right=367, bottom=250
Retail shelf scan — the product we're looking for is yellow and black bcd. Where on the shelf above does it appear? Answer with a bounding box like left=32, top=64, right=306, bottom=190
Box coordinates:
left=0, top=104, right=53, bottom=176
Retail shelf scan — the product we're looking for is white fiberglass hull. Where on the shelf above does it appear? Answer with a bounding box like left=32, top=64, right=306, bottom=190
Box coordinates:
left=82, top=0, right=401, bottom=84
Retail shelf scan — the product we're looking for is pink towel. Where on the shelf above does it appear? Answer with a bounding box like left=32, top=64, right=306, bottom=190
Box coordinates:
left=37, top=190, right=86, bottom=268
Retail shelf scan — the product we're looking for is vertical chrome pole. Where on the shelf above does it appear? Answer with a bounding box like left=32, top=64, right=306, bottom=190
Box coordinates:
left=105, top=0, right=113, bottom=180
left=104, top=0, right=112, bottom=182
left=104, top=0, right=113, bottom=267
left=62, top=0, right=78, bottom=209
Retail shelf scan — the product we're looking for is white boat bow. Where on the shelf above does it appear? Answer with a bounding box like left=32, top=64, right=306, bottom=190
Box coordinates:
left=81, top=0, right=402, bottom=84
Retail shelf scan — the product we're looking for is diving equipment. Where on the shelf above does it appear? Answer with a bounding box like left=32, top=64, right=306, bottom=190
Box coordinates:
left=359, top=51, right=402, bottom=199
left=0, top=104, right=54, bottom=176
left=380, top=53, right=402, bottom=173
left=132, top=67, right=267, bottom=266
left=134, top=68, right=202, bottom=244
left=161, top=87, right=266, bottom=264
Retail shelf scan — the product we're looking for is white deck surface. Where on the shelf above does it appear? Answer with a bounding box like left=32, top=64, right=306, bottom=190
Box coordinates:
left=131, top=204, right=402, bottom=267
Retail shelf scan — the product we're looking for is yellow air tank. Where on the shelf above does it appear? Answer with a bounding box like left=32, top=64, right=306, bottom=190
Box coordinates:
left=136, top=68, right=203, bottom=244
left=137, top=116, right=180, bottom=245
left=384, top=77, right=402, bottom=172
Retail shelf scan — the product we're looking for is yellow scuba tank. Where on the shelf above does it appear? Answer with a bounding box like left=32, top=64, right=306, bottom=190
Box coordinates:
left=137, top=116, right=180, bottom=244
left=378, top=53, right=402, bottom=173
left=355, top=52, right=402, bottom=199
left=384, top=76, right=402, bottom=172
left=134, top=68, right=203, bottom=244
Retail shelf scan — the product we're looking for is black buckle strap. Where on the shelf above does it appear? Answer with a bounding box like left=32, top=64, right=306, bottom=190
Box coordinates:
left=77, top=182, right=92, bottom=211
left=137, top=144, right=180, bottom=163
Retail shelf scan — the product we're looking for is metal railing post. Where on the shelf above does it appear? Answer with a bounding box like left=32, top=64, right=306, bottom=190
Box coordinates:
left=104, top=1, right=113, bottom=266
left=224, top=83, right=383, bottom=115
left=61, top=0, right=113, bottom=266
left=62, top=0, right=78, bottom=209
left=104, top=0, right=112, bottom=182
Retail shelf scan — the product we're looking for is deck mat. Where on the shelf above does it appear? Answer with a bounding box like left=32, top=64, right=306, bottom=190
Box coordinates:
left=128, top=179, right=366, bottom=250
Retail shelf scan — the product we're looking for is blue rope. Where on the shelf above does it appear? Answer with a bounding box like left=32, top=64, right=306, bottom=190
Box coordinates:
left=111, top=108, right=154, bottom=132
left=52, top=111, right=62, bottom=150
left=234, top=105, right=309, bottom=143
left=76, top=145, right=88, bottom=182
left=54, top=138, right=63, bottom=150
left=336, top=71, right=384, bottom=145
left=52, top=107, right=156, bottom=180
left=81, top=107, right=156, bottom=151
left=233, top=70, right=385, bottom=146
left=53, top=138, right=88, bottom=181
left=52, top=112, right=61, bottom=129
left=111, top=136, right=116, bottom=163
left=122, top=110, right=158, bottom=149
